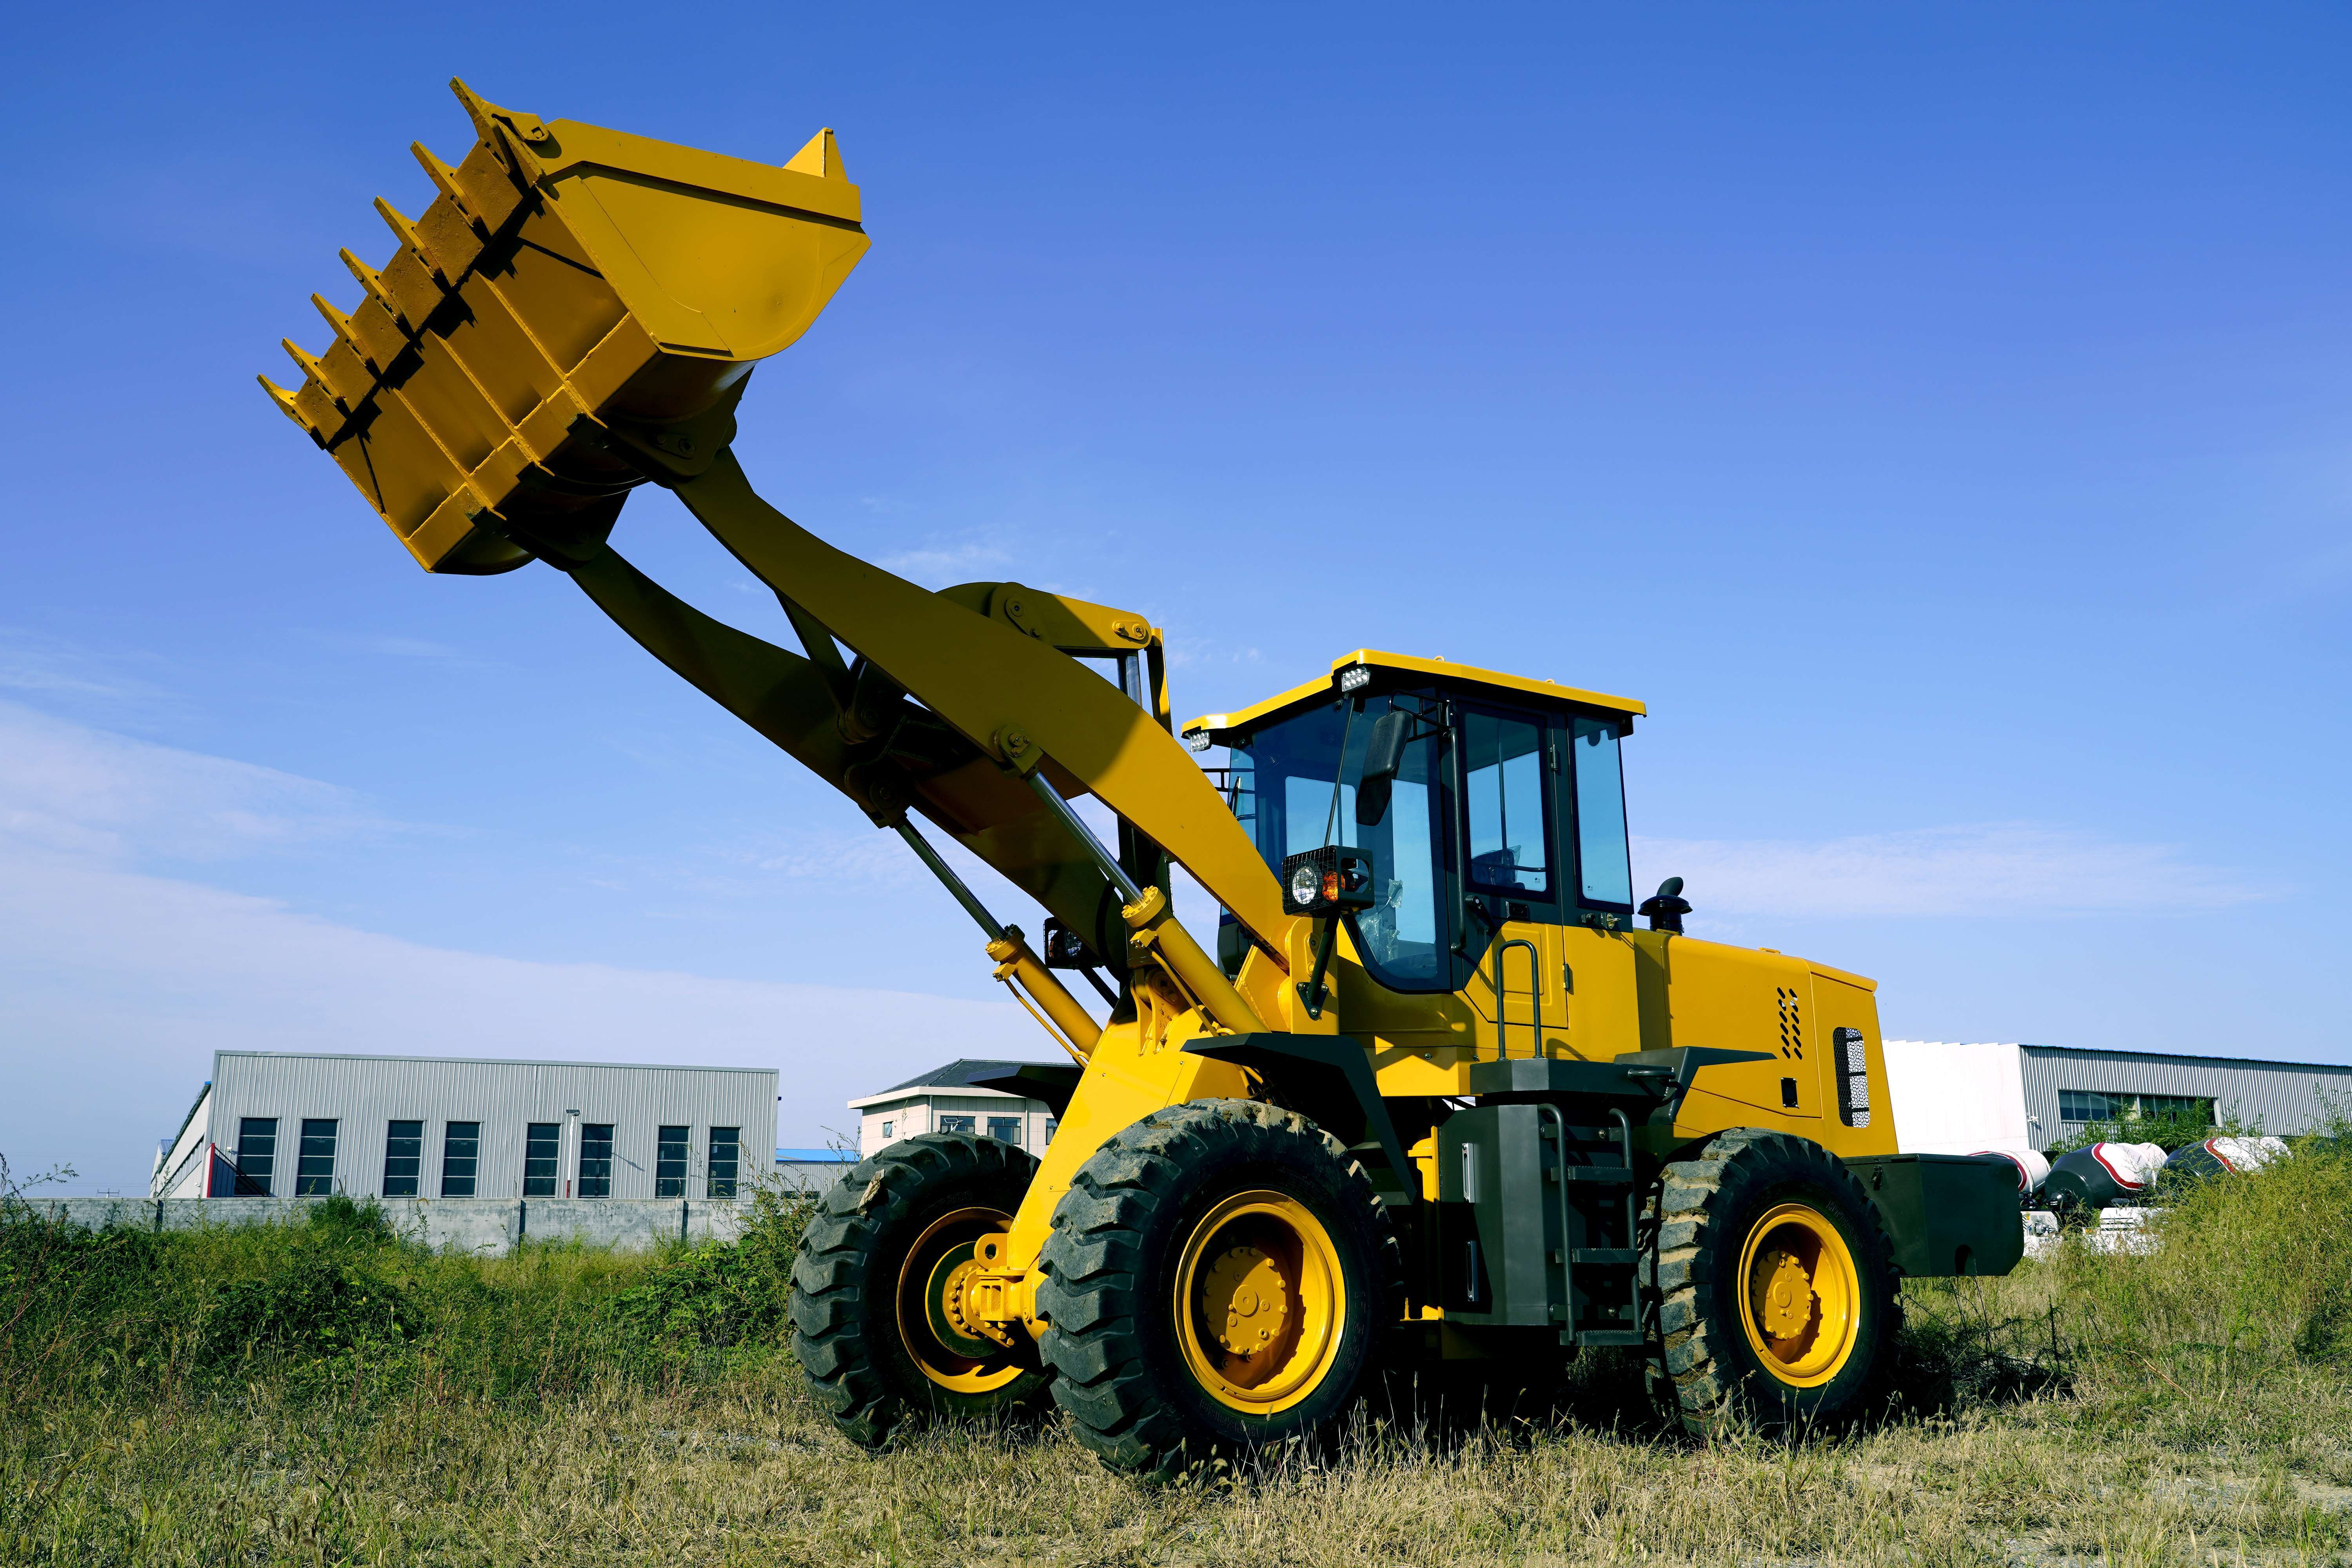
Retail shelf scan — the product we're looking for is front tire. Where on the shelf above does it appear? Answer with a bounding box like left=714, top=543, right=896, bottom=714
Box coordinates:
left=1644, top=1129, right=1900, bottom=1435
left=791, top=1132, right=1050, bottom=1448
left=1036, top=1100, right=1403, bottom=1478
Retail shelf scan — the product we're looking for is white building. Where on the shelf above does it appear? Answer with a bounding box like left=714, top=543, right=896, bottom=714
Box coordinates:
left=850, top=1060, right=1062, bottom=1158
left=1885, top=1041, right=2352, bottom=1155
left=154, top=1051, right=777, bottom=1201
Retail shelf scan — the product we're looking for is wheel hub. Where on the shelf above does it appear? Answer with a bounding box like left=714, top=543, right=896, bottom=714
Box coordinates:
left=898, top=1206, right=1030, bottom=1393
left=1756, top=1248, right=1817, bottom=1340
left=1202, top=1244, right=1292, bottom=1357
left=1735, top=1202, right=1862, bottom=1388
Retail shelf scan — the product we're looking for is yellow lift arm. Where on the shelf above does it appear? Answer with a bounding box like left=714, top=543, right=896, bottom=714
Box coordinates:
left=261, top=81, right=1311, bottom=1065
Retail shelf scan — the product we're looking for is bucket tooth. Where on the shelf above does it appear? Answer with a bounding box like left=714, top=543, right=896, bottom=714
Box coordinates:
left=409, top=140, right=484, bottom=234
left=257, top=375, right=321, bottom=443
left=279, top=338, right=346, bottom=412
left=338, top=249, right=412, bottom=333
left=784, top=127, right=846, bottom=181
left=448, top=76, right=500, bottom=144
left=446, top=78, right=551, bottom=180
left=309, top=292, right=381, bottom=374
left=372, top=198, right=448, bottom=285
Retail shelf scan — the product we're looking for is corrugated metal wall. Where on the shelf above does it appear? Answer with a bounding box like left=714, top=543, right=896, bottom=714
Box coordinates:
left=2020, top=1046, right=2352, bottom=1142
left=194, top=1052, right=777, bottom=1201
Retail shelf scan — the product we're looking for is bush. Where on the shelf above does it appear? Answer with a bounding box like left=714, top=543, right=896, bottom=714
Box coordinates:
left=604, top=1184, right=810, bottom=1370
left=198, top=1240, right=418, bottom=1368
left=2055, top=1124, right=2352, bottom=1376
left=0, top=1183, right=814, bottom=1413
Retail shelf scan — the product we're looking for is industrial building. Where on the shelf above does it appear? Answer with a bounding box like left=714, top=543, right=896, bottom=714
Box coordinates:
left=154, top=1051, right=777, bottom=1201
left=773, top=1147, right=859, bottom=1190
left=850, top=1060, right=1062, bottom=1157
left=1885, top=1041, right=2352, bottom=1155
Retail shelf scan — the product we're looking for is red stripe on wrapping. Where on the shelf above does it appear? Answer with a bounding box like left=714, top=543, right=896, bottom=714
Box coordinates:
left=2091, top=1143, right=2147, bottom=1191
left=1973, top=1151, right=2031, bottom=1193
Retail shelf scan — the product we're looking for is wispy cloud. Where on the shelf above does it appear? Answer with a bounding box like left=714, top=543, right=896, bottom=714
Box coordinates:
left=0, top=704, right=1042, bottom=1193
left=1164, top=638, right=1263, bottom=671
left=0, top=700, right=388, bottom=864
left=879, top=534, right=1014, bottom=589
left=1633, top=822, right=2270, bottom=920
left=0, top=630, right=167, bottom=706
left=0, top=842, right=1040, bottom=1194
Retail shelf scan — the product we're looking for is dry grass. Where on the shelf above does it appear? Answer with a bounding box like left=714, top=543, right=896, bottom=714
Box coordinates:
left=7, top=1307, right=2348, bottom=1566
left=5, top=1149, right=2350, bottom=1566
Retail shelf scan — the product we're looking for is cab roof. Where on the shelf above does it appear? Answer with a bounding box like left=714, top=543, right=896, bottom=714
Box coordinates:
left=1181, top=649, right=1646, bottom=744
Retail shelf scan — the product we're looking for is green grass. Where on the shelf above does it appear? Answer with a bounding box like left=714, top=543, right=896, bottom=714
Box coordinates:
left=3, top=1143, right=2348, bottom=1566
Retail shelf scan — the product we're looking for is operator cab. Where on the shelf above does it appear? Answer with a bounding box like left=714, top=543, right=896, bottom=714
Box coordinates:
left=1182, top=651, right=1646, bottom=992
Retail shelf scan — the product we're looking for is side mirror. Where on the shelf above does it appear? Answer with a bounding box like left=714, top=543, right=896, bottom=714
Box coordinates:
left=1354, top=710, right=1410, bottom=825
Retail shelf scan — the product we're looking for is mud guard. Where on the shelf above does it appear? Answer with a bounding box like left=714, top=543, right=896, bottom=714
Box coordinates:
left=1842, top=1153, right=2025, bottom=1277
left=1181, top=1034, right=1414, bottom=1198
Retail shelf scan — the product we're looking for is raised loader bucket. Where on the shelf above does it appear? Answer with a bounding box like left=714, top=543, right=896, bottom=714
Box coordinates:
left=261, top=80, right=868, bottom=573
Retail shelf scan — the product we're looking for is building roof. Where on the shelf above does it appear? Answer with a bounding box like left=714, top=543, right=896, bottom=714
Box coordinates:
left=846, top=1058, right=1061, bottom=1110
left=210, top=1048, right=775, bottom=1075
left=1183, top=648, right=1646, bottom=743
left=1897, top=1041, right=2352, bottom=1075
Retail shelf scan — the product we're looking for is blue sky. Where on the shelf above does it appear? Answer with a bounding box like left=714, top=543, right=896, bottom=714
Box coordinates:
left=4, top=5, right=2347, bottom=1192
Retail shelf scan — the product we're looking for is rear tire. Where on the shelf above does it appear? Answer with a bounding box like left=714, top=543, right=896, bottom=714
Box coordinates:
left=1036, top=1100, right=1403, bottom=1478
left=1642, top=1129, right=1900, bottom=1436
left=791, top=1132, right=1050, bottom=1449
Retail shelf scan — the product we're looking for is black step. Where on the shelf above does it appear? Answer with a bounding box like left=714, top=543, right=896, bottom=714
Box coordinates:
left=1569, top=1248, right=1637, bottom=1265
left=1572, top=1329, right=1648, bottom=1347
left=1557, top=1166, right=1634, bottom=1184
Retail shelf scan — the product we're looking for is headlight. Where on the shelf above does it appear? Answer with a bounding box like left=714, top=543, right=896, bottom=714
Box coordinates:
left=1280, top=846, right=1377, bottom=917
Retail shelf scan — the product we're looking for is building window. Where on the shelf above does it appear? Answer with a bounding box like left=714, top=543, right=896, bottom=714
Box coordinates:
left=2059, top=1090, right=2216, bottom=1128
left=880, top=1120, right=895, bottom=1140
left=523, top=1123, right=560, bottom=1197
left=233, top=1118, right=277, bottom=1196
left=1044, top=1118, right=1058, bottom=1146
left=655, top=1125, right=690, bottom=1198
left=938, top=1114, right=976, bottom=1135
left=578, top=1123, right=613, bottom=1198
left=987, top=1116, right=1022, bottom=1146
left=295, top=1119, right=338, bottom=1196
left=2057, top=1090, right=2116, bottom=1124
left=441, top=1121, right=480, bottom=1197
left=708, top=1127, right=741, bottom=1198
left=383, top=1120, right=423, bottom=1197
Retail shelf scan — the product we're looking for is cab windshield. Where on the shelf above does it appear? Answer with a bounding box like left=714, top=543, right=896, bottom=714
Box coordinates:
left=1226, top=693, right=1447, bottom=991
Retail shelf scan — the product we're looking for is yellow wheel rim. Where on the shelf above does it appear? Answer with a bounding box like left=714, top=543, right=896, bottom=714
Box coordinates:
left=1173, top=1191, right=1347, bottom=1415
left=1736, top=1202, right=1862, bottom=1389
left=895, top=1206, right=1027, bottom=1396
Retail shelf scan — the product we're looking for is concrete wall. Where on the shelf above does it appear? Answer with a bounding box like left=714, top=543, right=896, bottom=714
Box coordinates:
left=18, top=1196, right=758, bottom=1254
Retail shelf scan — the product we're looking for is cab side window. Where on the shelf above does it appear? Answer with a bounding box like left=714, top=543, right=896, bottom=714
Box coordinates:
left=1572, top=716, right=1633, bottom=907
left=1462, top=710, right=1551, bottom=898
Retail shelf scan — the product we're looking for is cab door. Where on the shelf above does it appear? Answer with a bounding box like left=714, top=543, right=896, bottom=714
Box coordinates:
left=1452, top=703, right=1572, bottom=1059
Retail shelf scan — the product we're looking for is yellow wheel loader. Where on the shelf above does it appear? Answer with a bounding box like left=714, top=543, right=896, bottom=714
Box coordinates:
left=263, top=84, right=2024, bottom=1470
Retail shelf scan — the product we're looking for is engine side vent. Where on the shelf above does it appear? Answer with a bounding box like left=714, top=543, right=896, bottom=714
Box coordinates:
left=1833, top=1025, right=1871, bottom=1128
left=1776, top=987, right=1804, bottom=1059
